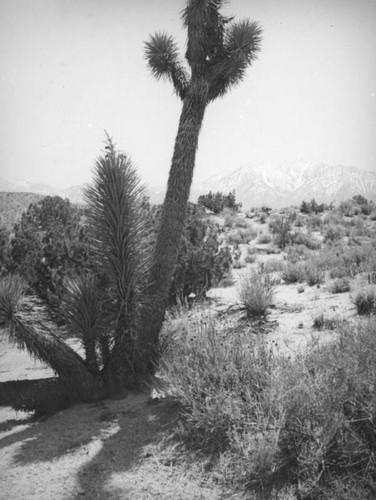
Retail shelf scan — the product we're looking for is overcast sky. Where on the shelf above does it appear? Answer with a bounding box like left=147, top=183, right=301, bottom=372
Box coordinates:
left=1, top=0, right=375, bottom=189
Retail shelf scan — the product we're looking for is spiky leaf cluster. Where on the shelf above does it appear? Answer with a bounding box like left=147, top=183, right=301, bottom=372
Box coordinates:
left=144, top=0, right=262, bottom=102
left=0, top=275, right=94, bottom=396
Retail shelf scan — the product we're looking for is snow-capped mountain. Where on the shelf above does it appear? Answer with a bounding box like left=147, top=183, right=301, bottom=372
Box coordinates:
left=1, top=162, right=375, bottom=209
left=158, top=162, right=375, bottom=209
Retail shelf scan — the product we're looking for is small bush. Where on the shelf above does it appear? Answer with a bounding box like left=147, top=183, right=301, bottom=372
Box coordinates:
left=292, top=231, right=321, bottom=250
left=237, top=268, right=276, bottom=317
left=244, top=246, right=257, bottom=264
left=226, top=227, right=256, bottom=245
left=312, top=311, right=338, bottom=330
left=329, top=277, right=351, bottom=294
left=352, top=285, right=376, bottom=315
left=269, top=215, right=294, bottom=249
left=304, top=261, right=325, bottom=286
left=324, top=225, right=344, bottom=243
left=257, top=232, right=272, bottom=244
left=259, top=212, right=267, bottom=224
left=282, top=261, right=306, bottom=283
left=263, top=258, right=284, bottom=273
left=223, top=209, right=246, bottom=228
left=284, top=244, right=312, bottom=264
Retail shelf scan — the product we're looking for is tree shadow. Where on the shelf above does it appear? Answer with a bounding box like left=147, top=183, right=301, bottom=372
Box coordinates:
left=75, top=396, right=180, bottom=499
left=1, top=394, right=180, bottom=499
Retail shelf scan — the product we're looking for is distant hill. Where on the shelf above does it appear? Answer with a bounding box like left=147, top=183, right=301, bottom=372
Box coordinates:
left=0, top=192, right=45, bottom=230
left=0, top=177, right=84, bottom=205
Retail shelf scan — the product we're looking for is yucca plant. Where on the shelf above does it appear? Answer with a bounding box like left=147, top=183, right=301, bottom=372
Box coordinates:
left=0, top=275, right=96, bottom=403
left=85, top=136, right=153, bottom=393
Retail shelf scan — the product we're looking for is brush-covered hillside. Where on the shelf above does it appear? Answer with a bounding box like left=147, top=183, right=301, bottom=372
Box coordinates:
left=0, top=192, right=45, bottom=230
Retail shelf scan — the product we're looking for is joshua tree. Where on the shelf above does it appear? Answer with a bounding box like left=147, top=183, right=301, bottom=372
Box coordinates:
left=142, top=0, right=262, bottom=359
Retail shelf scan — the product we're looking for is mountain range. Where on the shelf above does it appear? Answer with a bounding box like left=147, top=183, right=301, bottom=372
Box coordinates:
left=1, top=162, right=375, bottom=209
left=150, top=162, right=376, bottom=209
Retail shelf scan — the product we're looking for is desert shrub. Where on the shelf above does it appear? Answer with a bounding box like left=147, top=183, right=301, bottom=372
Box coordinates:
left=300, top=198, right=327, bottom=214
left=223, top=211, right=250, bottom=230
left=0, top=224, right=10, bottom=276
left=323, top=224, right=344, bottom=243
left=281, top=261, right=306, bottom=283
left=163, top=312, right=376, bottom=497
left=269, top=215, right=293, bottom=249
left=339, top=199, right=358, bottom=217
left=257, top=231, right=272, bottom=244
left=303, top=260, right=325, bottom=286
left=352, top=194, right=374, bottom=216
left=259, top=212, right=267, bottom=224
left=244, top=246, right=257, bottom=264
left=232, top=249, right=244, bottom=269
left=226, top=227, right=256, bottom=246
left=275, top=317, right=376, bottom=498
left=306, top=213, right=322, bottom=229
left=329, top=266, right=348, bottom=279
left=312, top=311, right=339, bottom=330
left=167, top=204, right=232, bottom=303
left=8, top=196, right=96, bottom=318
left=351, top=285, right=376, bottom=315
left=226, top=229, right=243, bottom=246
left=237, top=268, right=276, bottom=317
left=370, top=210, right=376, bottom=221
left=263, top=258, right=284, bottom=273
left=292, top=231, right=321, bottom=250
left=284, top=244, right=312, bottom=263
left=161, top=318, right=276, bottom=453
left=198, top=190, right=241, bottom=214
left=329, top=277, right=351, bottom=293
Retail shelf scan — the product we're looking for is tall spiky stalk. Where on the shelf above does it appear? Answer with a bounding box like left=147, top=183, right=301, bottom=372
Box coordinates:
left=85, top=137, right=153, bottom=392
left=142, top=0, right=262, bottom=364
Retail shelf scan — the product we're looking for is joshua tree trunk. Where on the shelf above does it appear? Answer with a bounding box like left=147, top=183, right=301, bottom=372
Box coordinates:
left=140, top=79, right=209, bottom=362
left=142, top=2, right=262, bottom=371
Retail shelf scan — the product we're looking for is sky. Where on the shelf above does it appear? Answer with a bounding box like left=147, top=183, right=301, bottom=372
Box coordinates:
left=0, top=0, right=375, bottom=190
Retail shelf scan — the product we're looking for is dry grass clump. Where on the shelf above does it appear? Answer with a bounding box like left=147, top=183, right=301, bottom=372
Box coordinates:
left=161, top=316, right=376, bottom=498
left=236, top=268, right=276, bottom=317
